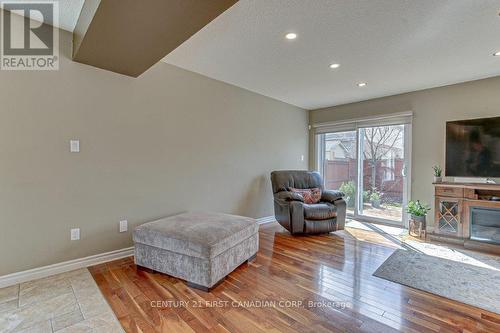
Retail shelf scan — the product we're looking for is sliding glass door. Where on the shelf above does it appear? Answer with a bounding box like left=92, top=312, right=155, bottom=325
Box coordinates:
left=318, top=130, right=358, bottom=216
left=317, top=122, right=411, bottom=226
left=358, top=125, right=407, bottom=223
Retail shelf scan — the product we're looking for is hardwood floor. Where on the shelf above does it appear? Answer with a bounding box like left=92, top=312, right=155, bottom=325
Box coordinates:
left=89, top=222, right=500, bottom=333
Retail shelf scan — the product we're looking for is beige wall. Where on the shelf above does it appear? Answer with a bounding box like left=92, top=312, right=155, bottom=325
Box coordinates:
left=309, top=76, right=500, bottom=230
left=0, top=29, right=308, bottom=276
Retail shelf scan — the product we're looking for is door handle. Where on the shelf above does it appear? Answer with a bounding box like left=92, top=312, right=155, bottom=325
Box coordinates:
left=402, top=165, right=407, bottom=177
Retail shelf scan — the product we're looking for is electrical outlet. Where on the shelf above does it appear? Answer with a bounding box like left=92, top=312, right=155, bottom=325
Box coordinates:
left=70, top=228, right=80, bottom=241
left=119, top=220, right=128, bottom=233
left=70, top=140, right=80, bottom=153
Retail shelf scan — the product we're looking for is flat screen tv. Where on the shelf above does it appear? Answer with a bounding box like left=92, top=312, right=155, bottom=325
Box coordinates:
left=446, top=116, right=500, bottom=178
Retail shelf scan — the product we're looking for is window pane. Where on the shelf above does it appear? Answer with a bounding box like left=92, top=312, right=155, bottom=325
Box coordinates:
left=323, top=131, right=357, bottom=216
left=358, top=125, right=405, bottom=222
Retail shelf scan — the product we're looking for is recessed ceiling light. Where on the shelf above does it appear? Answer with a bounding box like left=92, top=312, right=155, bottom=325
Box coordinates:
left=357, top=82, right=367, bottom=87
left=285, top=33, right=297, bottom=40
left=494, top=51, right=500, bottom=56
left=329, top=63, right=340, bottom=69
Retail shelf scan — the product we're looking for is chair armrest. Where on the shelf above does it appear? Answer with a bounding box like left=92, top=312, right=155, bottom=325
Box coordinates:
left=275, top=191, right=304, bottom=202
left=321, top=190, right=345, bottom=203
left=333, top=198, right=346, bottom=230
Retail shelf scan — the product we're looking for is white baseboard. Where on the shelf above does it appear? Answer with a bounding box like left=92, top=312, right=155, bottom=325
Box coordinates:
left=0, top=216, right=276, bottom=289
left=256, top=216, right=276, bottom=225
left=0, top=247, right=134, bottom=289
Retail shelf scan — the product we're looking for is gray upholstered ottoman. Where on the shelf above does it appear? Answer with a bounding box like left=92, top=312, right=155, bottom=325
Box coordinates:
left=133, top=212, right=259, bottom=291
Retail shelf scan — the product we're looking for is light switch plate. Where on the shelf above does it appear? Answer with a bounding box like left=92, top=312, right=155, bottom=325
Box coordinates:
left=70, top=228, right=80, bottom=241
left=119, top=220, right=128, bottom=233
left=70, top=140, right=80, bottom=153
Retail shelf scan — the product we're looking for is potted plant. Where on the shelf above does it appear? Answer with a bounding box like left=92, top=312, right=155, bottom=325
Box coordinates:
left=406, top=200, right=430, bottom=223
left=340, top=181, right=356, bottom=208
left=370, top=191, right=381, bottom=208
left=432, top=165, right=443, bottom=183
left=363, top=190, right=370, bottom=203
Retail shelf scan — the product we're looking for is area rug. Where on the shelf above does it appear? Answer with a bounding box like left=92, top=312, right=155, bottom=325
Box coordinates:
left=373, top=246, right=500, bottom=314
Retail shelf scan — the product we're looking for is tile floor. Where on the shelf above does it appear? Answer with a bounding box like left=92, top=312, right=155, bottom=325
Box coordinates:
left=0, top=269, right=123, bottom=333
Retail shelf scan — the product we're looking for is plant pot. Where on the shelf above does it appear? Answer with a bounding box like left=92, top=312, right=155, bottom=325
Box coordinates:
left=434, top=176, right=442, bottom=183
left=371, top=199, right=381, bottom=208
left=411, top=215, right=426, bottom=223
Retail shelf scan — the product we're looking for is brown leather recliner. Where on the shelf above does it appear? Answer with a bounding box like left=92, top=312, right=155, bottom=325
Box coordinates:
left=271, top=170, right=346, bottom=234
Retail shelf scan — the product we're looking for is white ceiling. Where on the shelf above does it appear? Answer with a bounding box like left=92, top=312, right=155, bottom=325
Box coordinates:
left=6, top=1, right=500, bottom=110
left=0, top=0, right=84, bottom=32
left=56, top=0, right=84, bottom=32
left=163, top=0, right=500, bottom=109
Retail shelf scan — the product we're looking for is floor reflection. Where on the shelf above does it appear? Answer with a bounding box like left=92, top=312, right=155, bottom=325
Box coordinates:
left=86, top=220, right=500, bottom=332
left=346, top=219, right=500, bottom=272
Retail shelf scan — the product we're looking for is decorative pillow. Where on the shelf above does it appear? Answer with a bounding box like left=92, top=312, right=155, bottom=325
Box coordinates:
left=288, top=187, right=322, bottom=204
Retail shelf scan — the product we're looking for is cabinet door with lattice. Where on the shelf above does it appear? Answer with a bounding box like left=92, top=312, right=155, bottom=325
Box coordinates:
left=434, top=197, right=463, bottom=237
